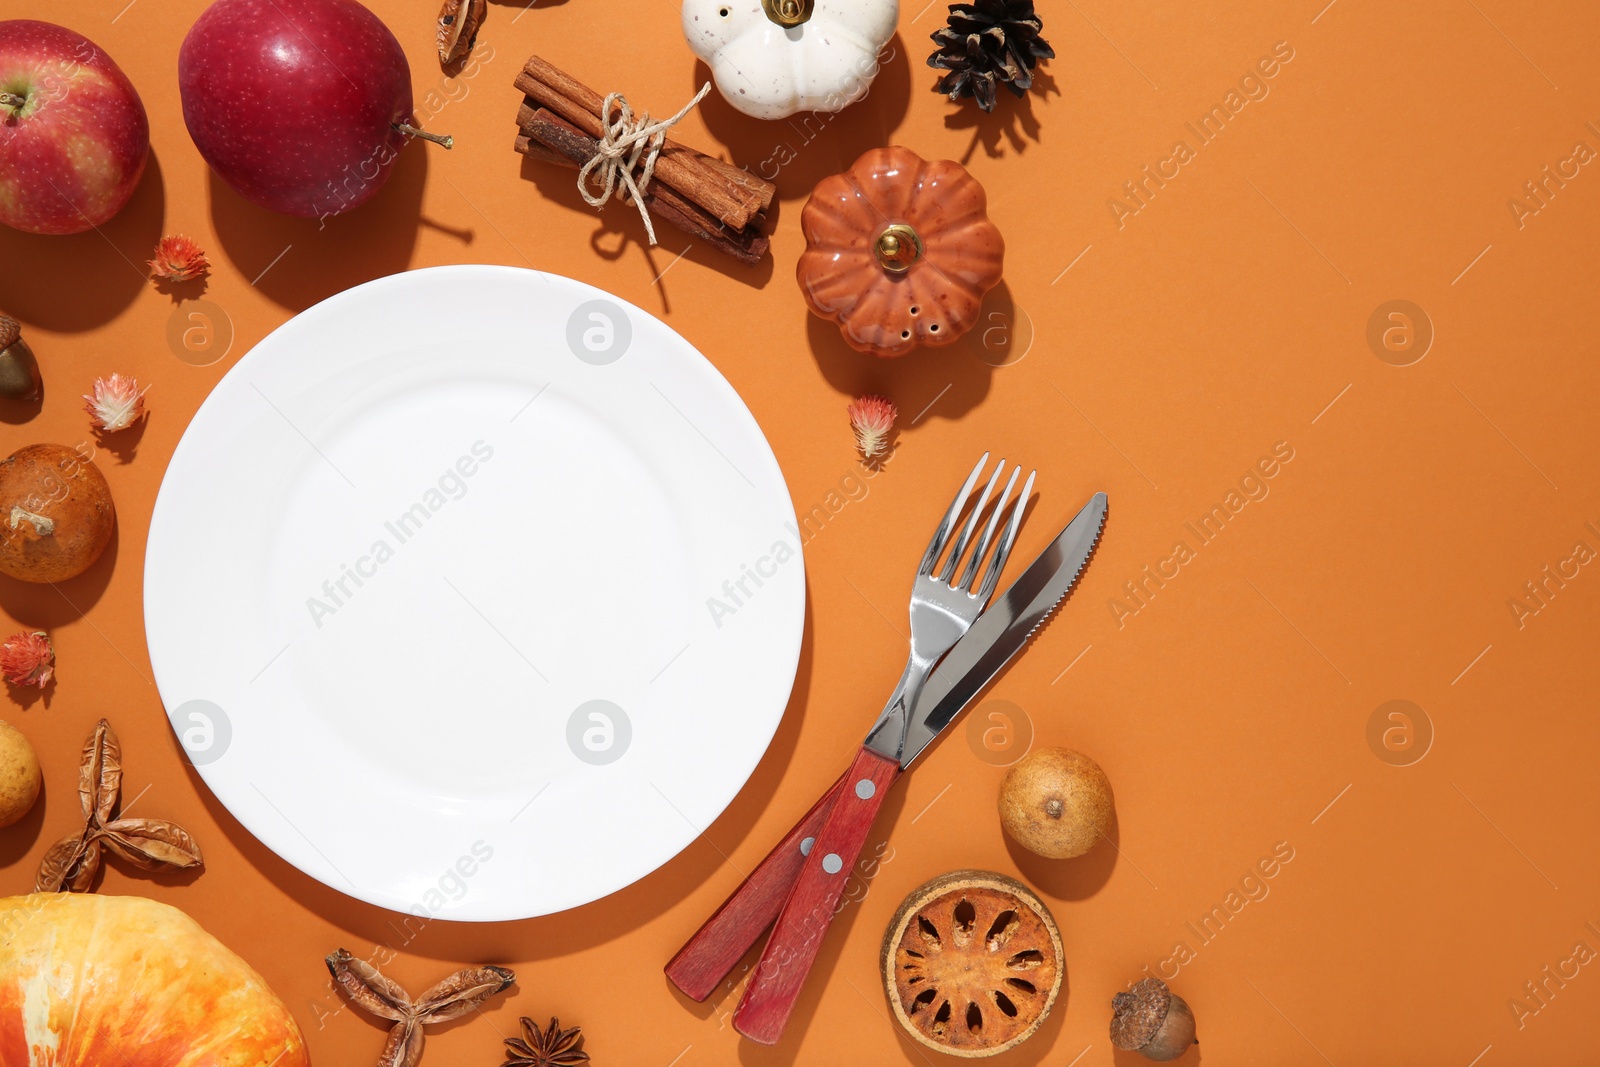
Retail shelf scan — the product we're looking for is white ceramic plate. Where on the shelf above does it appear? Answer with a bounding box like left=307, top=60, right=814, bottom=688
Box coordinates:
left=145, top=265, right=805, bottom=921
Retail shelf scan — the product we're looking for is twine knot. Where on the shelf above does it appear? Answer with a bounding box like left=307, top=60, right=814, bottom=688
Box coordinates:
left=577, top=82, right=712, bottom=245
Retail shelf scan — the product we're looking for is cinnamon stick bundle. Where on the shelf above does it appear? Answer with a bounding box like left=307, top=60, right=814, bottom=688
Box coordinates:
left=517, top=110, right=769, bottom=263
left=513, top=55, right=774, bottom=264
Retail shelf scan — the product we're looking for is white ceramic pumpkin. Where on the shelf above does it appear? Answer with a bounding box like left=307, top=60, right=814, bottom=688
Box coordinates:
left=682, top=0, right=899, bottom=121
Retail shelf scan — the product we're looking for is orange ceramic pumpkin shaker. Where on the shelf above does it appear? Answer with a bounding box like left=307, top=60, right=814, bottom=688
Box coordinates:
left=797, top=146, right=1005, bottom=358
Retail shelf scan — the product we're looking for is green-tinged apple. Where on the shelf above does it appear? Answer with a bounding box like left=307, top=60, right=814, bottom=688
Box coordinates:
left=0, top=20, right=150, bottom=235
left=179, top=0, right=451, bottom=219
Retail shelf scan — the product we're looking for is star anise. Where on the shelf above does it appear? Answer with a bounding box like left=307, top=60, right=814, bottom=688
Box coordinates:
left=503, top=1017, right=588, bottom=1067
left=327, top=948, right=516, bottom=1067
left=36, top=719, right=204, bottom=892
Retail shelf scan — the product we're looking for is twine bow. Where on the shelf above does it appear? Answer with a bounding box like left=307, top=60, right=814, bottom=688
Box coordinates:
left=577, top=82, right=712, bottom=245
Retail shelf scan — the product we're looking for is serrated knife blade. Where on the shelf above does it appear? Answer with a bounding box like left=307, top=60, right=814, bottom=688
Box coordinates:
left=898, top=491, right=1108, bottom=767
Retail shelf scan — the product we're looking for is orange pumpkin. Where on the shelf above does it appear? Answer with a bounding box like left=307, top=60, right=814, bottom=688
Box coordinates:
left=0, top=894, right=310, bottom=1067
left=797, top=146, right=1004, bottom=358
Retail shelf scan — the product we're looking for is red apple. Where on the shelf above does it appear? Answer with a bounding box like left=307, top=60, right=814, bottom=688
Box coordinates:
left=179, top=0, right=446, bottom=219
left=0, top=21, right=150, bottom=235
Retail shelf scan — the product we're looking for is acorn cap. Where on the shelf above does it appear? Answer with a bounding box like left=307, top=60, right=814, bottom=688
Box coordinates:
left=0, top=315, right=19, bottom=351
left=1110, top=978, right=1172, bottom=1050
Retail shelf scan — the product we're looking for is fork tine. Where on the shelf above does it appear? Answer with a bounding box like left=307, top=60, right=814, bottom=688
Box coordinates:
left=958, top=464, right=1020, bottom=593
left=939, top=460, right=1004, bottom=583
left=976, top=469, right=1036, bottom=601
left=919, top=452, right=989, bottom=576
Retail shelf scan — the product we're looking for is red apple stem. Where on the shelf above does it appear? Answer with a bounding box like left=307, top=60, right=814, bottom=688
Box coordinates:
left=394, top=123, right=454, bottom=150
left=0, top=92, right=25, bottom=109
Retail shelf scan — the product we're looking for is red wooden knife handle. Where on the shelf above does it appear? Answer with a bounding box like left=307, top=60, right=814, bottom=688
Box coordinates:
left=733, top=746, right=902, bottom=1044
left=665, top=770, right=850, bottom=1001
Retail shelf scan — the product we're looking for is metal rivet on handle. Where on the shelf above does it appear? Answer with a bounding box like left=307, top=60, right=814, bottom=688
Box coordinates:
left=800, top=837, right=814, bottom=856
left=822, top=853, right=843, bottom=874
left=855, top=778, right=876, bottom=800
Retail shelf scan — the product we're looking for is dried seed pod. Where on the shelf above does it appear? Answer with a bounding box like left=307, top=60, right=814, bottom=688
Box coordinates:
left=436, top=0, right=487, bottom=65
left=97, top=818, right=204, bottom=870
left=326, top=949, right=515, bottom=1067
left=35, top=718, right=205, bottom=893
left=413, top=964, right=516, bottom=1023
left=1111, top=977, right=1197, bottom=1061
left=0, top=315, right=42, bottom=403
left=881, top=870, right=1064, bottom=1057
left=78, top=717, right=121, bottom=824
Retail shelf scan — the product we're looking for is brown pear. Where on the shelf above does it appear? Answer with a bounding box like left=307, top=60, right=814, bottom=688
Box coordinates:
left=998, top=747, right=1113, bottom=859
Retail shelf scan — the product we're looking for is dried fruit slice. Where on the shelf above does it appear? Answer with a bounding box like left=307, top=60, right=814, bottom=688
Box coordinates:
left=880, top=870, right=1063, bottom=1058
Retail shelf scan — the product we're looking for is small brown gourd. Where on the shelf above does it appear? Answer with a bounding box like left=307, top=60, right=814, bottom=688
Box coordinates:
left=797, top=147, right=1004, bottom=358
left=0, top=445, right=116, bottom=583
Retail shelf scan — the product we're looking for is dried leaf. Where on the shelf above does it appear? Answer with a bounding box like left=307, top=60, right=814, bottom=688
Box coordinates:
left=436, top=0, right=486, bottom=64
left=375, top=1019, right=425, bottom=1067
left=414, top=964, right=515, bottom=1023
left=78, top=718, right=122, bottom=824
left=327, top=949, right=414, bottom=1021
left=36, top=831, right=94, bottom=892
left=97, top=819, right=204, bottom=870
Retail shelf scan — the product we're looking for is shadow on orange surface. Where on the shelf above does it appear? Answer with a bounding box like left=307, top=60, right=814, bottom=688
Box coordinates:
left=0, top=151, right=165, bottom=333
left=0, top=392, right=44, bottom=426
left=207, top=142, right=429, bottom=312
left=804, top=297, right=997, bottom=420
left=514, top=154, right=776, bottom=306
left=1114, top=1039, right=1202, bottom=1066
left=1004, top=805, right=1120, bottom=903
left=691, top=33, right=915, bottom=205
left=0, top=522, right=119, bottom=628
left=941, top=67, right=1057, bottom=165
left=0, top=774, right=45, bottom=870
left=94, top=418, right=148, bottom=466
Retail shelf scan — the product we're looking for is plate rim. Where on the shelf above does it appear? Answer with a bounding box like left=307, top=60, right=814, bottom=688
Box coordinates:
left=143, top=264, right=806, bottom=920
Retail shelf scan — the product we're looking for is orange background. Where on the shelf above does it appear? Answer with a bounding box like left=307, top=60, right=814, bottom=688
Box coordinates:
left=3, top=0, right=1599, bottom=1064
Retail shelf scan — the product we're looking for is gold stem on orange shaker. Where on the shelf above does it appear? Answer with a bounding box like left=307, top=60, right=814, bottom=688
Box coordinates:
left=875, top=223, right=923, bottom=274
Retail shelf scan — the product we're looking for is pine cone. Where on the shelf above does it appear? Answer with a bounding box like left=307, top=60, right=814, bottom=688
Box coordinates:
left=928, top=0, right=1055, bottom=112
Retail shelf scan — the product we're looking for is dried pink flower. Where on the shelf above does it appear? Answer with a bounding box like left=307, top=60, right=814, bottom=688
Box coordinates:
left=1, top=631, right=54, bottom=689
left=83, top=373, right=149, bottom=432
left=148, top=235, right=210, bottom=284
left=848, top=395, right=898, bottom=459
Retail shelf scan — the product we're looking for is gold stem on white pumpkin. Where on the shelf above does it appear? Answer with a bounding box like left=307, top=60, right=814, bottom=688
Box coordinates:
left=761, top=0, right=812, bottom=27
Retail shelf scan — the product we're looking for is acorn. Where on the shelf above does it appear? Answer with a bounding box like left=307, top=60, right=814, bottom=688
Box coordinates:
left=0, top=315, right=41, bottom=403
left=1110, top=977, right=1197, bottom=1061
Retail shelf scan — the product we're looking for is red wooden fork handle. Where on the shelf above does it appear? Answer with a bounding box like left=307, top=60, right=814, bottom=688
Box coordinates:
left=664, top=770, right=850, bottom=1001
left=734, top=746, right=902, bottom=1044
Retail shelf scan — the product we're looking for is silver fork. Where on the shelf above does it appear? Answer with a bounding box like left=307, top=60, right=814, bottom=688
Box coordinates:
left=864, top=452, right=1036, bottom=762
